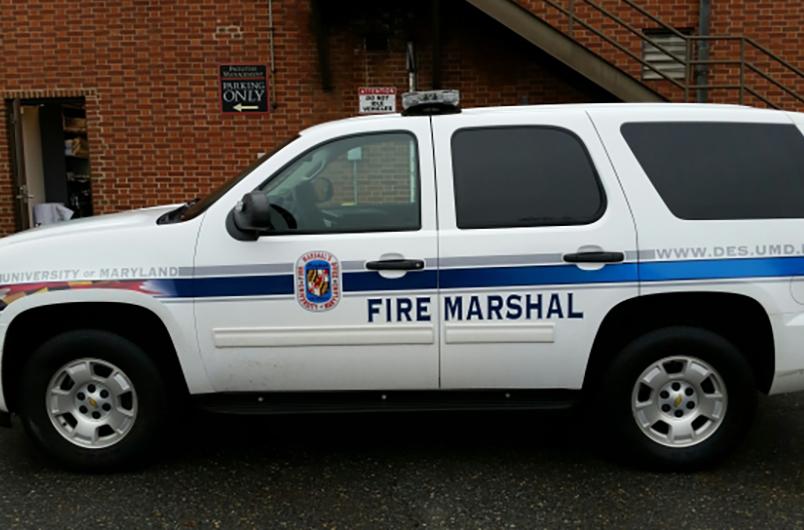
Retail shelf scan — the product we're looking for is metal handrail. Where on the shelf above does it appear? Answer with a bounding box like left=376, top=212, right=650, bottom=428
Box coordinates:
left=742, top=37, right=804, bottom=79
left=744, top=86, right=776, bottom=109
left=687, top=35, right=804, bottom=79
left=584, top=0, right=688, bottom=66
left=543, top=0, right=687, bottom=91
left=538, top=0, right=804, bottom=108
left=745, top=63, right=804, bottom=103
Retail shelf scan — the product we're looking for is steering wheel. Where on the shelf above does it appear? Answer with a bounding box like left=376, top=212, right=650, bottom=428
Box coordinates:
left=290, top=182, right=327, bottom=230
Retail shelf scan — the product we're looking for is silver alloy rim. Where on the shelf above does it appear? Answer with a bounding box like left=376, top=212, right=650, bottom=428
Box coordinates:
left=631, top=356, right=727, bottom=448
left=46, top=358, right=138, bottom=449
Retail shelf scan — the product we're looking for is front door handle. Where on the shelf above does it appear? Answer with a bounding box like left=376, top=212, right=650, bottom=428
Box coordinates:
left=365, top=259, right=425, bottom=271
left=563, top=251, right=625, bottom=264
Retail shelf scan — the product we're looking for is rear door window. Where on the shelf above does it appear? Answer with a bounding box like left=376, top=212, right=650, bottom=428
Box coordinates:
left=451, top=126, right=605, bottom=229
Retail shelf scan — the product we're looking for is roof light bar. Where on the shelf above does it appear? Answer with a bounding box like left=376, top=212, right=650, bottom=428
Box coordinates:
left=401, top=89, right=461, bottom=116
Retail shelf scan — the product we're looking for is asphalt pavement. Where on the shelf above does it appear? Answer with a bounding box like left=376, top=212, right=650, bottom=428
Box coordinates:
left=0, top=393, right=802, bottom=529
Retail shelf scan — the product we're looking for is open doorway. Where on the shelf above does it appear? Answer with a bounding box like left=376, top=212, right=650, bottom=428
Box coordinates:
left=7, top=97, right=93, bottom=230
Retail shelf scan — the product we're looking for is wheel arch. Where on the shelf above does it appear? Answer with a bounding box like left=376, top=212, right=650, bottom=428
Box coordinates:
left=1, top=300, right=193, bottom=413
left=585, top=292, right=775, bottom=394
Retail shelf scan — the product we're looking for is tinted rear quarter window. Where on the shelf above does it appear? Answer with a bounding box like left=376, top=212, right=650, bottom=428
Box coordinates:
left=621, top=122, right=804, bottom=220
left=451, top=126, right=605, bottom=229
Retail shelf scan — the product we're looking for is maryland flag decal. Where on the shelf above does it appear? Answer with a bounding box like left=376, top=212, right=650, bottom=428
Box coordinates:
left=295, top=251, right=341, bottom=312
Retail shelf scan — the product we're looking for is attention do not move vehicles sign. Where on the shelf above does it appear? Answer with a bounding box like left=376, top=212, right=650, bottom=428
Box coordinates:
left=358, top=87, right=397, bottom=114
left=219, top=64, right=269, bottom=113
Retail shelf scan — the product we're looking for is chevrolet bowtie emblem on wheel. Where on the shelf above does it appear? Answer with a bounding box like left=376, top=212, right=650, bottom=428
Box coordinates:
left=88, top=398, right=98, bottom=408
left=674, top=394, right=683, bottom=408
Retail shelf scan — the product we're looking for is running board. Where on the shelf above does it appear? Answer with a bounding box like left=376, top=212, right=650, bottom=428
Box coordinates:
left=194, top=389, right=580, bottom=415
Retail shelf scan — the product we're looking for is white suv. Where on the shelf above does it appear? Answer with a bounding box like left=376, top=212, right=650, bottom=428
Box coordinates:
left=1, top=94, right=803, bottom=470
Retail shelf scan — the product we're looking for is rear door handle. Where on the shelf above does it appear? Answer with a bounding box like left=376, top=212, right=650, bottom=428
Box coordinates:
left=562, top=251, right=624, bottom=264
left=365, top=259, right=425, bottom=271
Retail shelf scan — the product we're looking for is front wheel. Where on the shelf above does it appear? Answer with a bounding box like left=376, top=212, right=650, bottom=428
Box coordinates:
left=597, top=326, right=757, bottom=470
left=18, top=330, right=168, bottom=471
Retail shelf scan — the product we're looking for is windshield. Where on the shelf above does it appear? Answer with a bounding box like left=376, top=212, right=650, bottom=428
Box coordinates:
left=171, top=135, right=300, bottom=222
left=261, top=140, right=339, bottom=195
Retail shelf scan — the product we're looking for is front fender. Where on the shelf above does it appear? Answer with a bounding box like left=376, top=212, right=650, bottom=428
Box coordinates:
left=0, top=288, right=212, bottom=412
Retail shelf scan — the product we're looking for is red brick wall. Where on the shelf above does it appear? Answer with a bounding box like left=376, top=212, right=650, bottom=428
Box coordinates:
left=0, top=109, right=14, bottom=232
left=516, top=0, right=803, bottom=108
left=709, top=1, right=803, bottom=109
left=0, top=0, right=613, bottom=236
left=528, top=0, right=699, bottom=102
left=4, top=1, right=799, bottom=237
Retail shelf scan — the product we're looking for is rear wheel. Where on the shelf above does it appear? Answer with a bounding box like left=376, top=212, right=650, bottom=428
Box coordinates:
left=597, top=326, right=756, bottom=470
left=18, top=330, right=167, bottom=471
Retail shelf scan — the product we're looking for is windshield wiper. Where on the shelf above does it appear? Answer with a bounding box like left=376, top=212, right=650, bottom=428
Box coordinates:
left=177, top=197, right=201, bottom=219
left=157, top=198, right=200, bottom=225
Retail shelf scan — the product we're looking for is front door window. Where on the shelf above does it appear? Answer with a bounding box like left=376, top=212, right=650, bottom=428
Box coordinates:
left=259, top=132, right=420, bottom=234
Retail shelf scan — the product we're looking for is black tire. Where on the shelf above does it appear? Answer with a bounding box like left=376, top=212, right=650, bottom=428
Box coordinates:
left=596, top=326, right=757, bottom=470
left=18, top=329, right=168, bottom=471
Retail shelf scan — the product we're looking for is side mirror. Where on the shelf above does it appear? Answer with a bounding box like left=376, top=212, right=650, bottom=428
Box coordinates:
left=232, top=191, right=274, bottom=235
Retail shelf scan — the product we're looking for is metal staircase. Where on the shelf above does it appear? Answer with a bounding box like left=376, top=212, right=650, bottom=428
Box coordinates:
left=467, top=0, right=804, bottom=110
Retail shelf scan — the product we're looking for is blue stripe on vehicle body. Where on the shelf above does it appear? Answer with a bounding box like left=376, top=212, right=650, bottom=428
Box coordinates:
left=166, top=274, right=294, bottom=298
left=163, top=269, right=439, bottom=298
left=439, top=256, right=804, bottom=290
left=161, top=255, right=804, bottom=299
left=439, top=262, right=639, bottom=289
left=640, top=255, right=804, bottom=282
left=344, top=270, right=438, bottom=292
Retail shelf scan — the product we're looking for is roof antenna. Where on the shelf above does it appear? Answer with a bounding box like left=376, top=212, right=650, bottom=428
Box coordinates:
left=406, top=41, right=417, bottom=93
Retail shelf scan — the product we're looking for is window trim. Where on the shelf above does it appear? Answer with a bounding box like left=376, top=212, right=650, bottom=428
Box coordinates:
left=242, top=130, right=424, bottom=238
left=450, top=125, right=608, bottom=230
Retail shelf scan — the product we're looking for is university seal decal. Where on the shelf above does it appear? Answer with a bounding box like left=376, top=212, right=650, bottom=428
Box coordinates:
left=295, top=251, right=341, bottom=312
